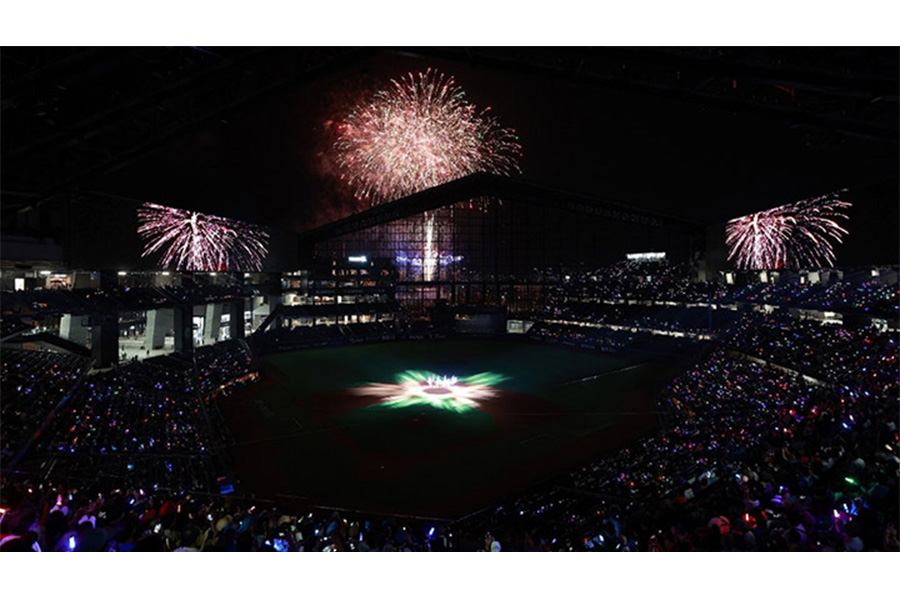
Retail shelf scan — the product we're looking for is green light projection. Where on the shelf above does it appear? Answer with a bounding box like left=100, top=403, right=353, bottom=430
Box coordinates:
left=353, top=370, right=506, bottom=413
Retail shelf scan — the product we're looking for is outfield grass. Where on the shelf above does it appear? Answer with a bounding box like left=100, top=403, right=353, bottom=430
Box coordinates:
left=221, top=338, right=682, bottom=518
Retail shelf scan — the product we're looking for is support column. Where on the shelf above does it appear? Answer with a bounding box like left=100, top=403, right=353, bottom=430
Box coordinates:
left=145, top=308, right=174, bottom=350
left=252, top=297, right=266, bottom=331
left=60, top=314, right=90, bottom=347
left=173, top=305, right=193, bottom=354
left=228, top=300, right=245, bottom=339
left=268, top=295, right=283, bottom=329
left=252, top=295, right=283, bottom=332
left=91, top=313, right=118, bottom=367
left=204, top=303, right=223, bottom=345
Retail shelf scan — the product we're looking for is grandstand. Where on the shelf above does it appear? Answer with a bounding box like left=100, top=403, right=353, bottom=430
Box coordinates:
left=1, top=46, right=898, bottom=554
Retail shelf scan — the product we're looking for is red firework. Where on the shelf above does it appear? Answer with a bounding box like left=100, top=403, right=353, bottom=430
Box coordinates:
left=333, top=68, right=522, bottom=205
left=726, top=192, right=851, bottom=270
left=137, top=203, right=269, bottom=272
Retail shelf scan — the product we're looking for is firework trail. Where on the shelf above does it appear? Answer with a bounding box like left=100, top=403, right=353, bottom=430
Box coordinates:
left=726, top=192, right=851, bottom=270
left=334, top=68, right=522, bottom=205
left=423, top=213, right=437, bottom=281
left=137, top=203, right=269, bottom=271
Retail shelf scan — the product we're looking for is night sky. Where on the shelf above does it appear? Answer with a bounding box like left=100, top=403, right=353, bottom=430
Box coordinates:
left=96, top=49, right=899, bottom=266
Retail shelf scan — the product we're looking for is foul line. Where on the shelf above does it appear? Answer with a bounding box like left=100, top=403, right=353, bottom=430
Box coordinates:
left=561, top=362, right=648, bottom=386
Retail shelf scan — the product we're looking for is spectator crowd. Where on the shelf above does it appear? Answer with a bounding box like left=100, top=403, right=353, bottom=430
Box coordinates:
left=2, top=262, right=898, bottom=551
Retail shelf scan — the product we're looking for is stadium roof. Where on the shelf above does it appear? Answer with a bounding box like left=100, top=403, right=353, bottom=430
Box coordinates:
left=2, top=47, right=897, bottom=264
left=300, top=172, right=705, bottom=247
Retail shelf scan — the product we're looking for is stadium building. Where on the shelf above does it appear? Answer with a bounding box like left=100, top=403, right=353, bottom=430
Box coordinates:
left=1, top=47, right=898, bottom=553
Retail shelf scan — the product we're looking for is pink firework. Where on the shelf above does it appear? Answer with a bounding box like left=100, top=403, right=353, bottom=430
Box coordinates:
left=334, top=68, right=522, bottom=205
left=137, top=203, right=269, bottom=271
left=726, top=193, right=851, bottom=270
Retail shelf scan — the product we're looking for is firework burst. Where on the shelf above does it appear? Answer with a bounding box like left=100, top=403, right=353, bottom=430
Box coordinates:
left=726, top=192, right=851, bottom=270
left=352, top=370, right=506, bottom=413
left=137, top=203, right=269, bottom=271
left=334, top=68, right=522, bottom=205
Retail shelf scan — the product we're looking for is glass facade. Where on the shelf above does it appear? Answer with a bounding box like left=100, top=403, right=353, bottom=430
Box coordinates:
left=314, top=197, right=699, bottom=316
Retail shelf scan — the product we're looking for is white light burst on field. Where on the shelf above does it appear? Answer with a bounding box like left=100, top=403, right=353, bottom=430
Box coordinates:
left=137, top=203, right=269, bottom=271
left=725, top=192, right=851, bottom=270
left=352, top=370, right=506, bottom=413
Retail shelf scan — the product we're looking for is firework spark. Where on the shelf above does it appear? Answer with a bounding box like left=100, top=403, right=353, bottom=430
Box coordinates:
left=334, top=68, right=522, bottom=205
left=137, top=203, right=269, bottom=271
left=352, top=370, right=506, bottom=413
left=726, top=192, right=851, bottom=270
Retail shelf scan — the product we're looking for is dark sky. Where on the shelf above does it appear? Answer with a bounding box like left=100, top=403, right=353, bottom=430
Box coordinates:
left=97, top=48, right=899, bottom=266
